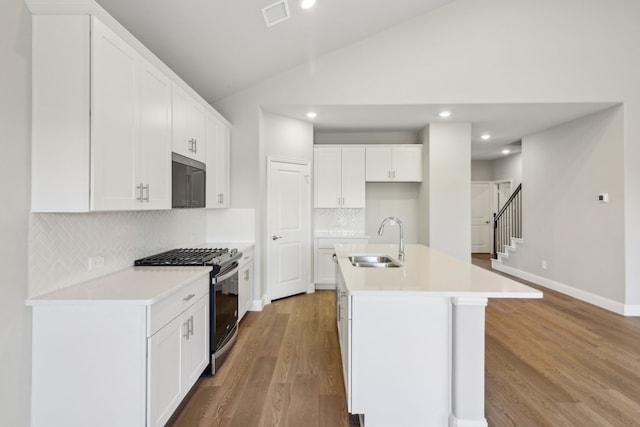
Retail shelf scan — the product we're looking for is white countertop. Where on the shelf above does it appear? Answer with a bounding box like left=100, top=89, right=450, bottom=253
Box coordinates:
left=335, top=244, right=543, bottom=298
left=26, top=266, right=211, bottom=305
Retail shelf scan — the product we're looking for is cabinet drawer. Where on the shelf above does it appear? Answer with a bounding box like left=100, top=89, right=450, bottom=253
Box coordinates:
left=149, top=275, right=209, bottom=336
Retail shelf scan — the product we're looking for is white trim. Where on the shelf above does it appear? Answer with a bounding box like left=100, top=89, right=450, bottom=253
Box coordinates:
left=492, top=263, right=633, bottom=316
left=449, top=415, right=488, bottom=427
left=314, top=283, right=336, bottom=290
left=249, top=298, right=264, bottom=312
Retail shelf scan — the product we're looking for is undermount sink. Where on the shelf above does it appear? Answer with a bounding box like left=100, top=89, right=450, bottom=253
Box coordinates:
left=349, top=255, right=401, bottom=268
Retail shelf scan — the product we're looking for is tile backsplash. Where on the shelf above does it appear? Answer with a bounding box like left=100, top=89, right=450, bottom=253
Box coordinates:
left=314, top=208, right=365, bottom=235
left=28, top=209, right=207, bottom=297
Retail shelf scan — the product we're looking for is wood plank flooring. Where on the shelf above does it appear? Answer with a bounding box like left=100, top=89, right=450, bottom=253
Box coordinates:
left=169, top=256, right=640, bottom=426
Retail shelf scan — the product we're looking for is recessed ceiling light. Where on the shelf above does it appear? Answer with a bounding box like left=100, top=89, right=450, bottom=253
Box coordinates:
left=439, top=111, right=451, bottom=118
left=481, top=133, right=491, bottom=140
left=301, top=0, right=316, bottom=9
left=306, top=112, right=317, bottom=119
left=502, top=149, right=510, bottom=155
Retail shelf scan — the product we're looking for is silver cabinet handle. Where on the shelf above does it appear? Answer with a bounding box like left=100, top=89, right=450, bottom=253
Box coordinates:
left=143, top=184, right=150, bottom=202
left=272, top=235, right=283, bottom=240
left=183, top=319, right=190, bottom=340
left=393, top=170, right=396, bottom=179
left=136, top=184, right=143, bottom=202
left=188, top=316, right=194, bottom=336
left=188, top=138, right=196, bottom=152
left=218, top=193, right=224, bottom=204
left=244, top=270, right=249, bottom=280
left=183, top=293, right=195, bottom=301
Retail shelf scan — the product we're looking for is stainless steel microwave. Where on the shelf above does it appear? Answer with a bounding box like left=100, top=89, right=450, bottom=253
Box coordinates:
left=172, top=153, right=206, bottom=208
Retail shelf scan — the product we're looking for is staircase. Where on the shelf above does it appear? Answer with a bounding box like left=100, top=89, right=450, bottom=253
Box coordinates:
left=492, top=183, right=522, bottom=262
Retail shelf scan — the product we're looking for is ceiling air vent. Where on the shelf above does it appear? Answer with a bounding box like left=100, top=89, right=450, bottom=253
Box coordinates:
left=262, top=0, right=290, bottom=27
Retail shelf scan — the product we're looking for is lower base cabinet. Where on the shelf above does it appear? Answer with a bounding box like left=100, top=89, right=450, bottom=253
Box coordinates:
left=148, top=294, right=209, bottom=426
left=29, top=273, right=210, bottom=427
left=238, top=247, right=254, bottom=320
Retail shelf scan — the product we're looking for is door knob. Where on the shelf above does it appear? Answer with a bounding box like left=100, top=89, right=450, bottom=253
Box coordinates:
left=272, top=235, right=283, bottom=240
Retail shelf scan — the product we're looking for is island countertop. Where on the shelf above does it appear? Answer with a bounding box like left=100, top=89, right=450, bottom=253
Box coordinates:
left=335, top=243, right=542, bottom=298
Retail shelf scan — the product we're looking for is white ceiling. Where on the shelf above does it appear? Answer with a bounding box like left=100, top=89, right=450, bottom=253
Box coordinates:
left=95, top=0, right=451, bottom=103
left=266, top=103, right=617, bottom=160
left=94, top=0, right=617, bottom=160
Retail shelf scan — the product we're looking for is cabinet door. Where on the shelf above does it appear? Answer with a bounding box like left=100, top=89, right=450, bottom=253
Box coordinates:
left=172, top=84, right=206, bottom=162
left=238, top=261, right=253, bottom=320
left=340, top=146, right=365, bottom=208
left=188, top=102, right=206, bottom=163
left=336, top=268, right=352, bottom=411
left=365, top=146, right=392, bottom=182
left=392, top=146, right=422, bottom=182
left=91, top=18, right=138, bottom=211
left=138, top=57, right=172, bottom=209
left=316, top=248, right=337, bottom=284
left=205, top=114, right=230, bottom=208
left=182, top=296, right=210, bottom=391
left=147, top=315, right=182, bottom=427
left=314, top=146, right=342, bottom=208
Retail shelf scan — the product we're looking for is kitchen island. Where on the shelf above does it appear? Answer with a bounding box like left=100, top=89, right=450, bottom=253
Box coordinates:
left=334, top=243, right=542, bottom=427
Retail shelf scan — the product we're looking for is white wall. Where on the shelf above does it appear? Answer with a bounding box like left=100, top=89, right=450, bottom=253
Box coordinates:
left=215, top=0, right=640, bottom=305
left=493, top=153, right=522, bottom=186
left=1, top=0, right=31, bottom=424
left=471, top=160, right=492, bottom=181
left=428, top=123, right=472, bottom=261
left=504, top=107, right=625, bottom=303
left=314, top=130, right=418, bottom=145
left=365, top=183, right=420, bottom=244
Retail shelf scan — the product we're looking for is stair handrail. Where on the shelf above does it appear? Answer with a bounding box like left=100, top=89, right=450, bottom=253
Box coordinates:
left=492, top=183, right=522, bottom=259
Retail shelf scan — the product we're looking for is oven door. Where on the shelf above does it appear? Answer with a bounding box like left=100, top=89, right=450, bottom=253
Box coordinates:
left=213, top=262, right=239, bottom=352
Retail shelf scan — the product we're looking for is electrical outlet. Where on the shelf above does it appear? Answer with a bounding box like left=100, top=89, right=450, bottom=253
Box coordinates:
left=541, top=260, right=547, bottom=270
left=89, top=256, right=105, bottom=270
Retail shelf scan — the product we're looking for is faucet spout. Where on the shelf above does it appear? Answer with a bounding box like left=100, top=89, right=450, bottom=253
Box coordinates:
left=377, top=217, right=405, bottom=261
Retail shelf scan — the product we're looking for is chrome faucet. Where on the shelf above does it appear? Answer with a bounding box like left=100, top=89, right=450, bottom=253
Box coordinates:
left=377, top=217, right=405, bottom=261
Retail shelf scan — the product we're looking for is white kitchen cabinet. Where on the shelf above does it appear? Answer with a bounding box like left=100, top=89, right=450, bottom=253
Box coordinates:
left=314, top=145, right=365, bottom=208
left=365, top=145, right=423, bottom=182
left=336, top=267, right=352, bottom=411
left=172, top=83, right=206, bottom=163
left=31, top=15, right=171, bottom=211
left=28, top=268, right=210, bottom=427
left=238, top=247, right=254, bottom=320
left=315, top=237, right=368, bottom=288
left=205, top=113, right=231, bottom=208
left=148, top=293, right=209, bottom=427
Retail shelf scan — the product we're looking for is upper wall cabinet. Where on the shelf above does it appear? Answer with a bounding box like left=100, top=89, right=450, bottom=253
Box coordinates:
left=31, top=16, right=172, bottom=211
left=365, top=145, right=423, bottom=182
left=172, top=84, right=206, bottom=163
left=205, top=113, right=231, bottom=208
left=314, top=145, right=366, bottom=208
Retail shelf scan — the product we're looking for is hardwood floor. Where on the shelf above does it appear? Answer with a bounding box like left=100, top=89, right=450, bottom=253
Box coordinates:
left=169, top=290, right=359, bottom=427
left=170, top=256, right=640, bottom=426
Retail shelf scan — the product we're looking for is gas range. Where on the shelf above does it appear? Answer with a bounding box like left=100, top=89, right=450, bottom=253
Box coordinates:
left=134, top=247, right=241, bottom=275
left=134, top=247, right=243, bottom=375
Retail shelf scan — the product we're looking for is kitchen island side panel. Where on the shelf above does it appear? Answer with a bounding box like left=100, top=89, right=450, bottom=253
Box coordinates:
left=350, top=294, right=451, bottom=426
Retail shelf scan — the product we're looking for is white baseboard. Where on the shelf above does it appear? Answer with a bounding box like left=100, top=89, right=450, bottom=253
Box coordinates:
left=315, top=283, right=336, bottom=290
left=492, top=263, right=637, bottom=316
left=449, top=415, right=488, bottom=427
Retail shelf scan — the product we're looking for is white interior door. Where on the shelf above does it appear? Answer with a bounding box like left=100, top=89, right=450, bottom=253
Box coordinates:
left=471, top=182, right=492, bottom=253
left=267, top=158, right=311, bottom=301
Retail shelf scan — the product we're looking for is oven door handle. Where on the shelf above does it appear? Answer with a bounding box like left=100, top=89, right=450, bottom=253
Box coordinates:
left=215, top=263, right=239, bottom=283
